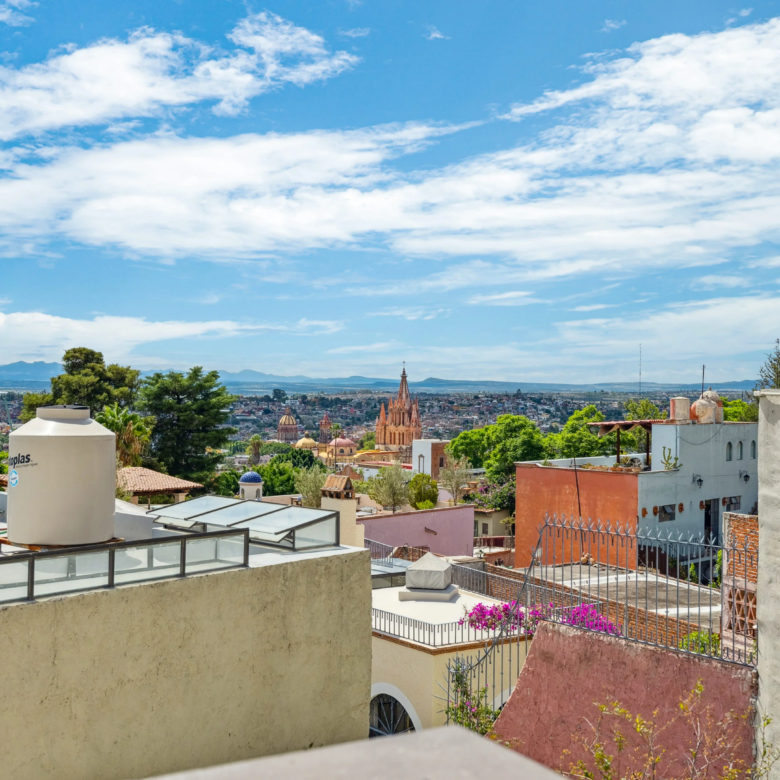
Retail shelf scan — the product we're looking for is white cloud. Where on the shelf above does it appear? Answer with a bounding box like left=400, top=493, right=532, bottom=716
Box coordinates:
left=326, top=341, right=398, bottom=354
left=0, top=0, right=34, bottom=27
left=601, top=19, right=626, bottom=32
left=697, top=274, right=750, bottom=288
left=740, top=9, right=753, bottom=17
left=468, top=291, right=538, bottom=306
left=0, top=12, right=358, bottom=139
left=3, top=18, right=780, bottom=292
left=0, top=311, right=343, bottom=362
left=426, top=26, right=449, bottom=40
left=339, top=28, right=370, bottom=38
left=368, top=307, right=449, bottom=320
left=570, top=303, right=618, bottom=311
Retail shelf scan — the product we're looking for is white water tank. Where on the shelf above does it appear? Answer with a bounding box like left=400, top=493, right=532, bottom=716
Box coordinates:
left=7, top=406, right=115, bottom=545
left=670, top=397, right=691, bottom=422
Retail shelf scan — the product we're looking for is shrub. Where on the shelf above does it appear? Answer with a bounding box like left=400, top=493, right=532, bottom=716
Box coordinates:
left=408, top=473, right=439, bottom=508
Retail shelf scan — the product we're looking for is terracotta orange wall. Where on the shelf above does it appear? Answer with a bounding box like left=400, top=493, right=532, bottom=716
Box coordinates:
left=515, top=464, right=638, bottom=568
left=492, top=623, right=756, bottom=775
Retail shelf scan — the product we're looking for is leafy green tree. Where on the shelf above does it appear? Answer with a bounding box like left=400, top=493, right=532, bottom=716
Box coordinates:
left=260, top=442, right=292, bottom=456
left=138, top=367, right=236, bottom=481
left=722, top=398, right=759, bottom=422
left=0, top=451, right=7, bottom=476
left=369, top=464, right=409, bottom=513
left=448, top=428, right=490, bottom=469
left=272, top=388, right=287, bottom=403
left=439, top=454, right=472, bottom=504
left=415, top=499, right=436, bottom=510
left=358, top=431, right=376, bottom=450
left=294, top=466, right=328, bottom=508
left=246, top=434, right=263, bottom=465
left=212, top=470, right=240, bottom=497
left=623, top=398, right=667, bottom=452
left=545, top=405, right=615, bottom=460
left=484, top=416, right=546, bottom=482
left=21, top=347, right=140, bottom=421
left=274, top=448, right=323, bottom=470
left=757, top=338, right=780, bottom=391
left=258, top=459, right=297, bottom=496
left=95, top=402, right=154, bottom=467
left=408, top=473, right=439, bottom=509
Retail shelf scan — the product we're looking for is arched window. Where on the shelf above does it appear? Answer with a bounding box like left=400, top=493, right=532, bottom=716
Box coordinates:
left=738, top=441, right=743, bottom=460
left=339, top=448, right=345, bottom=454
left=726, top=442, right=733, bottom=462
left=369, top=694, right=415, bottom=737
left=751, top=440, right=757, bottom=459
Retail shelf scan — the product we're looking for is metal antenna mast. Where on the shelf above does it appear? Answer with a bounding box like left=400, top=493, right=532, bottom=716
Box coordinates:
left=639, top=344, right=642, bottom=396
left=701, top=364, right=705, bottom=397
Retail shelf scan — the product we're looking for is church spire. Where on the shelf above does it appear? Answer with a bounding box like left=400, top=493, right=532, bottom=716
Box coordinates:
left=397, top=365, right=410, bottom=406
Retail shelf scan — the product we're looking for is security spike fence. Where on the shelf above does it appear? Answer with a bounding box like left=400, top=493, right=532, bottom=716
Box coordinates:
left=443, top=515, right=758, bottom=728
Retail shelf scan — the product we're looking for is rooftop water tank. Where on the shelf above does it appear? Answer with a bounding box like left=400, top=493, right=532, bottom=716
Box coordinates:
left=7, top=406, right=115, bottom=546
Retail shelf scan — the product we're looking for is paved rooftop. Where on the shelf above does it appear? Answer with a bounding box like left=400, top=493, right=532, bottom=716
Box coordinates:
left=372, top=584, right=501, bottom=624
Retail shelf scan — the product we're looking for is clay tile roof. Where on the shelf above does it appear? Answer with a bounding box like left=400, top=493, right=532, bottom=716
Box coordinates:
left=0, top=473, right=7, bottom=488
left=323, top=475, right=352, bottom=492
left=117, top=467, right=202, bottom=494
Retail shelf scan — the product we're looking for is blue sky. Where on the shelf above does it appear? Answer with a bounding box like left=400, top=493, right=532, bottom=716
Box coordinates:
left=1, top=0, right=779, bottom=382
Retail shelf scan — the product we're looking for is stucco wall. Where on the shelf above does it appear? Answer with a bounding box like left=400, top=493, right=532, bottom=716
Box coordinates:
left=492, top=623, right=756, bottom=774
left=358, top=505, right=474, bottom=557
left=757, top=391, right=780, bottom=758
left=372, top=634, right=528, bottom=729
left=0, top=550, right=372, bottom=780
left=515, top=464, right=638, bottom=568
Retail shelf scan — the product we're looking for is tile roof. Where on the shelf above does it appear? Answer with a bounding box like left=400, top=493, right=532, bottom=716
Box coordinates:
left=0, top=473, right=7, bottom=488
left=323, top=475, right=352, bottom=492
left=117, top=467, right=202, bottom=494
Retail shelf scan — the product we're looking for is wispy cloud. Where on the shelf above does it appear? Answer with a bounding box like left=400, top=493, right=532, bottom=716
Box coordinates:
left=327, top=341, right=398, bottom=354
left=369, top=306, right=449, bottom=321
left=0, top=0, right=34, bottom=27
left=426, top=25, right=449, bottom=40
left=601, top=19, right=626, bottom=32
left=339, top=28, right=370, bottom=38
left=468, top=291, right=538, bottom=306
left=697, top=274, right=751, bottom=288
left=570, top=303, right=618, bottom=311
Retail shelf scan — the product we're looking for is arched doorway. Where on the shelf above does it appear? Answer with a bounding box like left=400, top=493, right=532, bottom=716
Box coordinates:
left=369, top=694, right=416, bottom=737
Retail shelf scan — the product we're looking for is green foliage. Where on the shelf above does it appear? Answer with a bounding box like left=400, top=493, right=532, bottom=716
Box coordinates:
left=545, top=406, right=615, bottom=460
left=246, top=434, right=263, bottom=465
left=439, top=454, right=472, bottom=504
left=274, top=448, right=324, bottom=470
left=138, top=367, right=236, bottom=482
left=679, top=631, right=721, bottom=656
left=448, top=428, right=490, bottom=469
left=711, top=550, right=723, bottom=588
left=294, top=466, right=328, bottom=508
left=358, top=431, right=376, bottom=450
left=272, top=388, right=287, bottom=403
left=623, top=398, right=667, bottom=452
left=369, top=464, right=409, bottom=512
left=408, top=473, right=439, bottom=509
left=257, top=459, right=297, bottom=496
left=415, top=499, right=436, bottom=510
left=662, top=446, right=681, bottom=470
left=21, top=347, right=140, bottom=421
left=260, top=442, right=292, bottom=456
left=0, top=450, right=7, bottom=475
left=95, top=403, right=154, bottom=467
left=466, top=479, right=516, bottom=512
left=445, top=659, right=500, bottom=735
left=722, top=399, right=759, bottom=422
left=212, top=470, right=240, bottom=497
left=756, top=338, right=780, bottom=392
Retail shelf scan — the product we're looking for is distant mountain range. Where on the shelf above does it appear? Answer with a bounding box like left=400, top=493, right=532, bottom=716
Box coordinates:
left=0, top=361, right=757, bottom=393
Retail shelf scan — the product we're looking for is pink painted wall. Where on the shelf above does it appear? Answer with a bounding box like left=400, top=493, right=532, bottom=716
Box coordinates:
left=493, top=622, right=756, bottom=775
left=358, top=505, right=474, bottom=557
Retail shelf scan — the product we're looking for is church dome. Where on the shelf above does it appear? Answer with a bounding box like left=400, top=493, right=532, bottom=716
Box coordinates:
left=329, top=437, right=357, bottom=447
left=295, top=436, right=317, bottom=449
left=279, top=412, right=296, bottom=426
left=239, top=471, right=263, bottom=484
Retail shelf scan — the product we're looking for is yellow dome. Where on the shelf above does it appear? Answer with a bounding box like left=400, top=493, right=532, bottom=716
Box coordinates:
left=278, top=406, right=297, bottom=426
left=295, top=437, right=317, bottom=449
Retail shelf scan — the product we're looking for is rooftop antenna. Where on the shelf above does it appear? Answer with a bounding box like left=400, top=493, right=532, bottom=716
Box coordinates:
left=639, top=344, right=642, bottom=396
left=701, top=365, right=705, bottom=397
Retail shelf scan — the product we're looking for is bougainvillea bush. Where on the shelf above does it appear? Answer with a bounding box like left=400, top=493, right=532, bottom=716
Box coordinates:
left=460, top=601, right=620, bottom=636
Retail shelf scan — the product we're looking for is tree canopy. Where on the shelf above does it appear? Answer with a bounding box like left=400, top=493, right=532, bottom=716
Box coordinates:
left=258, top=459, right=297, bottom=496
left=95, top=403, right=154, bottom=467
left=21, top=347, right=140, bottom=421
left=369, top=464, right=409, bottom=513
left=138, top=367, right=236, bottom=481
left=408, top=473, right=439, bottom=509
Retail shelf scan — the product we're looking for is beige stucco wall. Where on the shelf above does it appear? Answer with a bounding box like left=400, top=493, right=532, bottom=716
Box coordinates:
left=321, top=496, right=365, bottom=548
left=372, top=634, right=529, bottom=730
left=0, top=549, right=372, bottom=780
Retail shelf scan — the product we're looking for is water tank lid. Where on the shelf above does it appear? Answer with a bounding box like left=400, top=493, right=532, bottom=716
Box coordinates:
left=42, top=405, right=90, bottom=410
left=36, top=405, right=91, bottom=421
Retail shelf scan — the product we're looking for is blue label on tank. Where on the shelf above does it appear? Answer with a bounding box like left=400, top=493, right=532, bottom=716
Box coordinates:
left=9, top=469, right=18, bottom=488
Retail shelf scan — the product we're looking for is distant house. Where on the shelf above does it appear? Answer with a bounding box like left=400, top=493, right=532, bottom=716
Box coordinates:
left=117, top=467, right=203, bottom=505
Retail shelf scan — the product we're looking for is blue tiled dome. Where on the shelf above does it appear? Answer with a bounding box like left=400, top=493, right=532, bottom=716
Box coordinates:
left=239, top=471, right=263, bottom=484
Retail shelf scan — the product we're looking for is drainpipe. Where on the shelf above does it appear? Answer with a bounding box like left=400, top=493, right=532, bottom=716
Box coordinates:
left=755, top=390, right=780, bottom=757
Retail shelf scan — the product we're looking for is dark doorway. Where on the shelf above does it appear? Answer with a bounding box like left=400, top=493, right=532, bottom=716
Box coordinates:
left=704, top=499, right=720, bottom=544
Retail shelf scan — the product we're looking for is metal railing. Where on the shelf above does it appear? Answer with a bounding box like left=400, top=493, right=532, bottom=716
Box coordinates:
left=0, top=528, right=250, bottom=603
left=365, top=538, right=396, bottom=568
left=443, top=515, right=757, bottom=726
left=473, top=536, right=515, bottom=549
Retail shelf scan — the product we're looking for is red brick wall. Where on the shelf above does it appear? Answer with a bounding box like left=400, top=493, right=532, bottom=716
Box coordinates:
left=723, top=512, right=758, bottom=584
left=515, top=463, right=638, bottom=568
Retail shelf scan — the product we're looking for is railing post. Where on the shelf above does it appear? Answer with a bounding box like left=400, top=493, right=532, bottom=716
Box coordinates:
left=27, top=557, right=34, bottom=601
left=180, top=538, right=186, bottom=577
left=108, top=548, right=115, bottom=588
left=243, top=530, right=249, bottom=566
